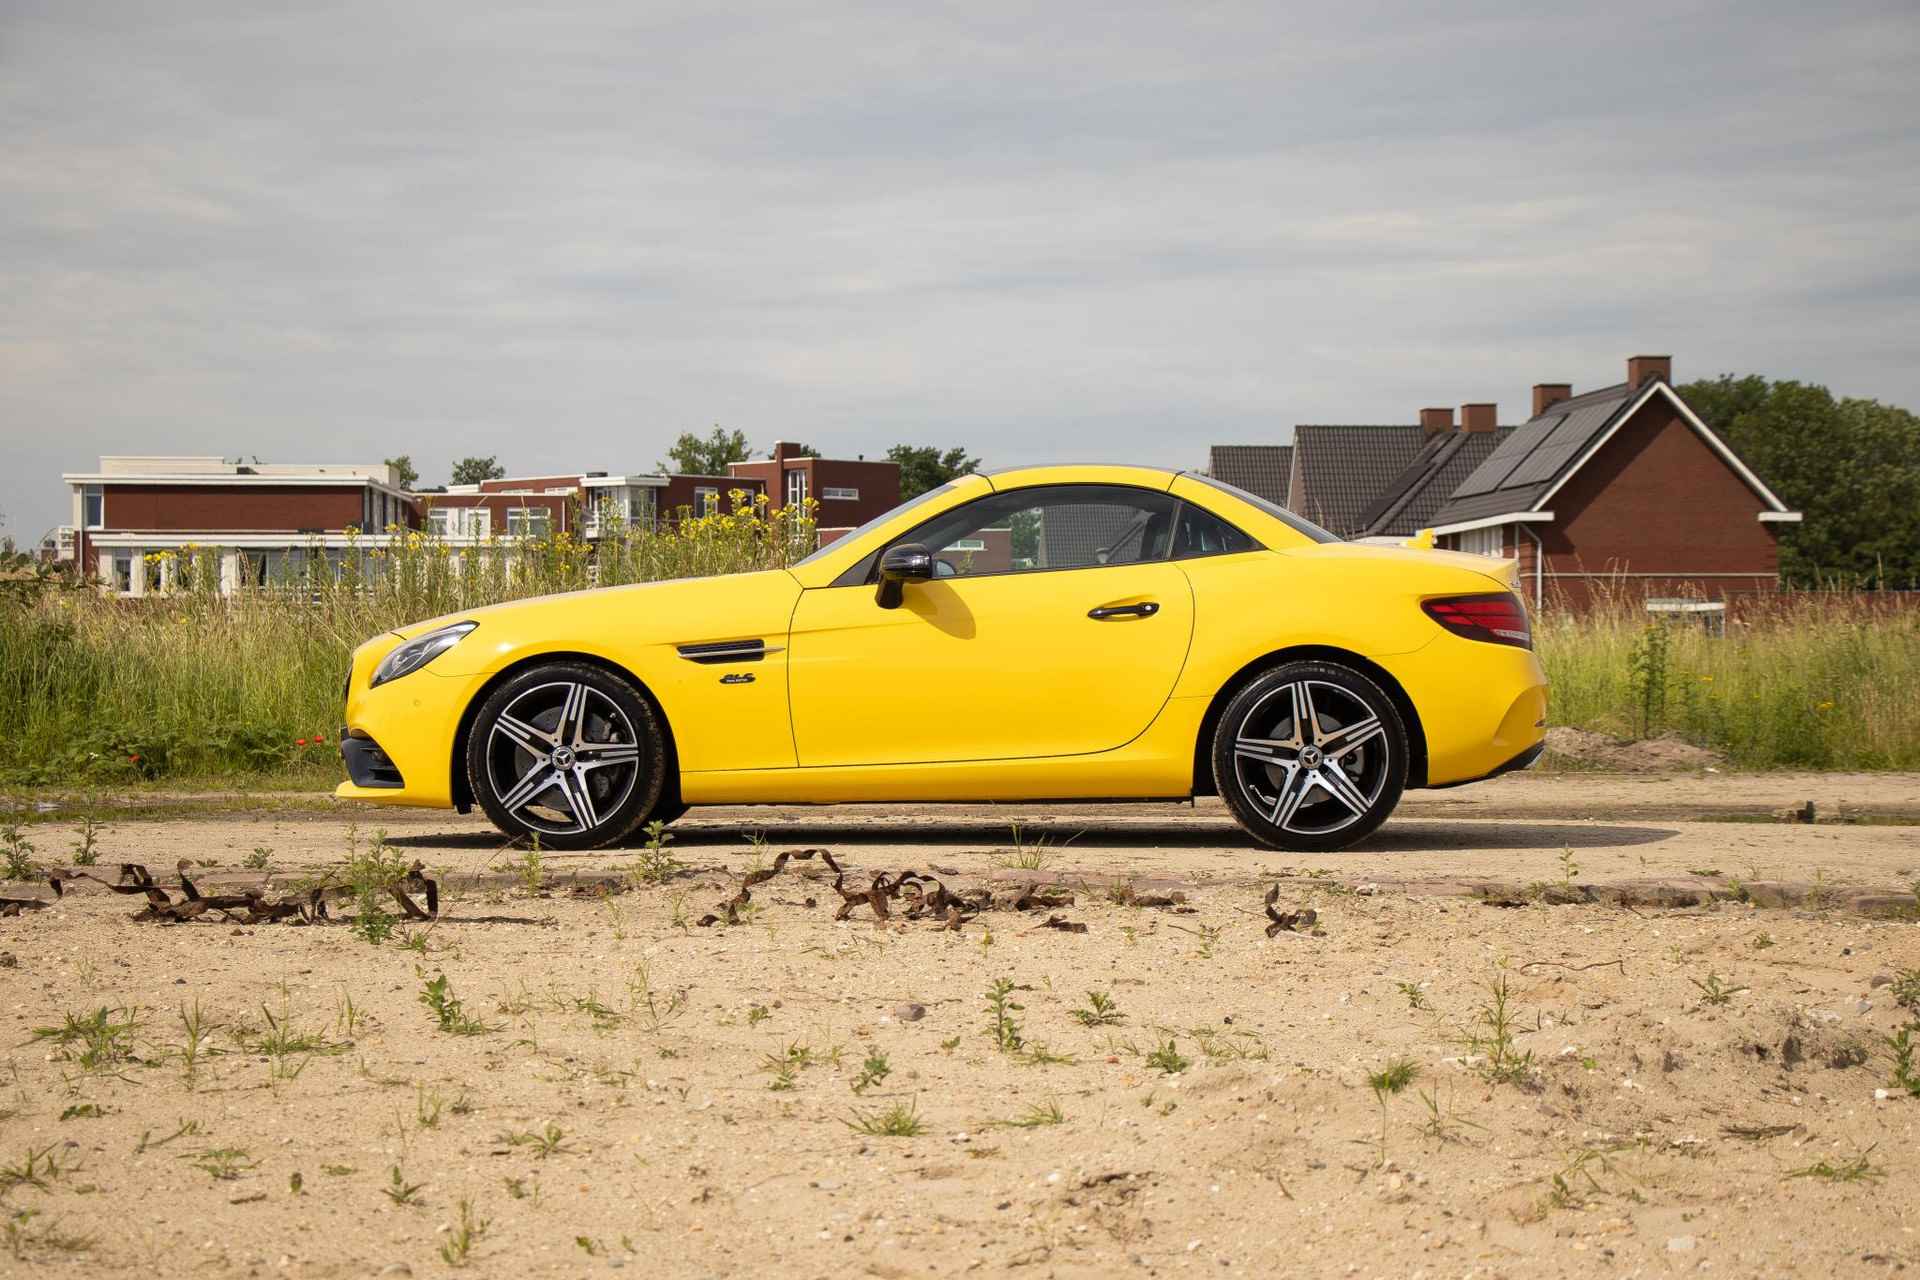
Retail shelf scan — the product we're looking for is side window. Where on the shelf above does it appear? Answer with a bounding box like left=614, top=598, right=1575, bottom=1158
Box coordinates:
left=894, top=485, right=1179, bottom=579
left=1172, top=502, right=1257, bottom=559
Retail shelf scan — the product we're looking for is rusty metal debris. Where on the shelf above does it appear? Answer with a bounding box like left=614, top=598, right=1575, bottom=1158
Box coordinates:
left=1033, top=914, right=1087, bottom=934
left=42, top=860, right=437, bottom=926
left=698, top=848, right=844, bottom=926
left=1264, top=885, right=1319, bottom=936
left=692, top=850, right=1103, bottom=932
left=1, top=895, right=51, bottom=917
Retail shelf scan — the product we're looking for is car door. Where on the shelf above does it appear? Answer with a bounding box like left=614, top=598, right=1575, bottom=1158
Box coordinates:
left=787, top=484, right=1196, bottom=767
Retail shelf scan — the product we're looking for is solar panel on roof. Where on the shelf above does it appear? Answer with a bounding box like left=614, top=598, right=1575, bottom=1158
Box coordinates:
left=1448, top=414, right=1563, bottom=498
left=1501, top=400, right=1620, bottom=488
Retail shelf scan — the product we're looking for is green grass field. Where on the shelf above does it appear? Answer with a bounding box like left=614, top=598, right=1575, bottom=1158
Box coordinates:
left=3, top=516, right=1915, bottom=790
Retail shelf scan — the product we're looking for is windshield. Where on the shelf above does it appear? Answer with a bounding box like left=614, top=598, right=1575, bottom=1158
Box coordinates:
left=791, top=481, right=960, bottom=568
left=1184, top=473, right=1341, bottom=543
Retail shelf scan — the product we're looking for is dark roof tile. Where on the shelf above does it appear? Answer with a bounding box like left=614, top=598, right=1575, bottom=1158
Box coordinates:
left=1207, top=445, right=1292, bottom=507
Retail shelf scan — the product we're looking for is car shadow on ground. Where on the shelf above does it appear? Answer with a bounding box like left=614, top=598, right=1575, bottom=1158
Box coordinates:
left=385, top=820, right=1676, bottom=854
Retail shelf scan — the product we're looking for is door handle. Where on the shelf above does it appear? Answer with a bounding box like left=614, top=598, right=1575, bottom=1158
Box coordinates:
left=1087, top=601, right=1160, bottom=620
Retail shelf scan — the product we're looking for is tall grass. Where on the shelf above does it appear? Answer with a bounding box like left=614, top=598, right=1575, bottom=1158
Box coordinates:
left=3, top=522, right=1916, bottom=784
left=1537, top=596, right=1920, bottom=769
left=0, top=496, right=816, bottom=785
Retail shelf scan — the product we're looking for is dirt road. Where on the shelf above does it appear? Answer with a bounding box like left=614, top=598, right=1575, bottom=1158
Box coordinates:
left=1, top=773, right=1916, bottom=1277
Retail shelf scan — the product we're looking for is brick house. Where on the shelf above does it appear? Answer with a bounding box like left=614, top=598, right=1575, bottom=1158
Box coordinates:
left=726, top=441, right=902, bottom=543
left=1209, top=355, right=1800, bottom=607
left=61, top=456, right=417, bottom=595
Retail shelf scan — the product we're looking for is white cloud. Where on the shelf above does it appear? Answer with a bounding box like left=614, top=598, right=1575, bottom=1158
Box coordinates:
left=2, top=0, right=1917, bottom=540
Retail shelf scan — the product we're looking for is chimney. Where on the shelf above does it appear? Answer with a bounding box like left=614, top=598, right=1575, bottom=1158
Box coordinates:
left=1626, top=354, right=1671, bottom=389
left=771, top=440, right=795, bottom=463
left=1419, top=407, right=1454, bottom=437
left=1459, top=403, right=1498, bottom=433
left=1532, top=383, right=1572, bottom=417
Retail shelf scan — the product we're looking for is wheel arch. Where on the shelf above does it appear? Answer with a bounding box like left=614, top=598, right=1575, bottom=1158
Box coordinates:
left=449, top=651, right=682, bottom=816
left=1190, top=646, right=1429, bottom=796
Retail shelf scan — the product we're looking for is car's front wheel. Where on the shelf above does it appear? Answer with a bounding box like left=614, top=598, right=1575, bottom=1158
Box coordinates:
left=467, top=663, right=665, bottom=850
left=1212, top=661, right=1407, bottom=851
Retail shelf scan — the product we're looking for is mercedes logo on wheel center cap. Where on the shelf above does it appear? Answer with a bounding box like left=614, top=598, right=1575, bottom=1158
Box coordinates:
left=1299, top=745, right=1323, bottom=769
left=551, top=745, right=576, bottom=769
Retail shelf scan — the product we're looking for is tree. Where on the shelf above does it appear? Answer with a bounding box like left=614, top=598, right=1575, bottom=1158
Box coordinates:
left=660, top=427, right=752, bottom=476
left=887, top=444, right=982, bottom=500
left=450, top=456, right=506, bottom=486
left=1681, top=375, right=1920, bottom=588
left=385, top=455, right=419, bottom=489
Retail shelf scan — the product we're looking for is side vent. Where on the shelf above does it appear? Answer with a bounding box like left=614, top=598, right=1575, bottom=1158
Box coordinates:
left=676, top=639, right=773, bottom=664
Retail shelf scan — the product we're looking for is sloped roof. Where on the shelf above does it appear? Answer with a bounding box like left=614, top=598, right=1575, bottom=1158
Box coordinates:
left=1354, top=427, right=1517, bottom=537
left=1289, top=425, right=1429, bottom=537
left=1429, top=383, right=1635, bottom=527
left=1207, top=445, right=1293, bottom=508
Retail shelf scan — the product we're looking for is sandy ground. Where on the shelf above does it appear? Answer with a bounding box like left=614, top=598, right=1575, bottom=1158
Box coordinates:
left=1, top=774, right=1917, bottom=1278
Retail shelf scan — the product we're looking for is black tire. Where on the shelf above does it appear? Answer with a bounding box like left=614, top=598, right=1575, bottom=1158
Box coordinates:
left=1211, top=660, right=1407, bottom=852
left=466, top=662, right=666, bottom=850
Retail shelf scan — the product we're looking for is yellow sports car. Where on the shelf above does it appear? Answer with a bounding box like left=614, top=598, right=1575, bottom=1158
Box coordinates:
left=338, top=465, right=1547, bottom=851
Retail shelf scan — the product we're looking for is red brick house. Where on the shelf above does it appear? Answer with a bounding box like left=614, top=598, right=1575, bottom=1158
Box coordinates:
left=726, top=441, right=902, bottom=543
left=1210, top=355, right=1801, bottom=608
left=61, top=456, right=417, bottom=595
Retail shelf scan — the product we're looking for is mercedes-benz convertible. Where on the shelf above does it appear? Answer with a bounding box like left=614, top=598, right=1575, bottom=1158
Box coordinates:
left=337, top=464, right=1547, bottom=851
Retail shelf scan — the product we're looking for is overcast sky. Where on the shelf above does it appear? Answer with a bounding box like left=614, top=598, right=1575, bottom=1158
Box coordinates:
left=3, top=0, right=1917, bottom=542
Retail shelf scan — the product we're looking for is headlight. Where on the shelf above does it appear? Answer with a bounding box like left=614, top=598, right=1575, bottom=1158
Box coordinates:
left=370, top=622, right=477, bottom=688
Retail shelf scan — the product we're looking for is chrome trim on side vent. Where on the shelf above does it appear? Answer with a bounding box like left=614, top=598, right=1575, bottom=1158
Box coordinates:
left=676, top=639, right=777, bottom=664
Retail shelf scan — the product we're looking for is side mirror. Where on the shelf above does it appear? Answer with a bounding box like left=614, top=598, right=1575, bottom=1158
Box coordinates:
left=875, top=542, right=934, bottom=609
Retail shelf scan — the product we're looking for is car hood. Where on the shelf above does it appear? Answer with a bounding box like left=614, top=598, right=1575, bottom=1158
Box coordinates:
left=384, top=569, right=799, bottom=643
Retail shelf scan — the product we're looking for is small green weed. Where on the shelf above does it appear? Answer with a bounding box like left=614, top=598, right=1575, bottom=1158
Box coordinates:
left=1070, top=990, right=1124, bottom=1027
left=845, top=1099, right=924, bottom=1137
left=420, top=973, right=493, bottom=1036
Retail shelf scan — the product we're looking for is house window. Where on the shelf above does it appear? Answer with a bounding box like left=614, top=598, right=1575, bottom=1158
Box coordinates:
left=695, top=487, right=719, bottom=516
left=111, top=553, right=132, bottom=593
left=467, top=509, right=490, bottom=539
left=428, top=509, right=451, bottom=536
left=948, top=538, right=987, bottom=551
left=83, top=485, right=104, bottom=529
left=507, top=508, right=552, bottom=538
left=1458, top=526, right=1505, bottom=557
left=786, top=468, right=809, bottom=507
left=822, top=486, right=859, bottom=501
left=629, top=490, right=657, bottom=528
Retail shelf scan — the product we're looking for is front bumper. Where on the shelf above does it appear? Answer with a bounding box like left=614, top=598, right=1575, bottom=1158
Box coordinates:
left=335, top=639, right=485, bottom=808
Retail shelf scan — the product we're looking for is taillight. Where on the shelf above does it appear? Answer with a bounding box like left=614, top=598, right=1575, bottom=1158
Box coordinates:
left=1422, top=592, right=1532, bottom=649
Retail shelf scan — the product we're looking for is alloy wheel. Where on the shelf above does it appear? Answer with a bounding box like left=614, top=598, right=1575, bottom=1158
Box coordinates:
left=1230, top=678, right=1390, bottom=838
left=482, top=680, right=642, bottom=836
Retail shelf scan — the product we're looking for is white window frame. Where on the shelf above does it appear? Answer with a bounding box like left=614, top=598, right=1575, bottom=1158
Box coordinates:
left=506, top=508, right=552, bottom=538
left=785, top=468, right=809, bottom=507
left=822, top=485, right=859, bottom=501
left=694, top=486, right=719, bottom=516
left=83, top=484, right=105, bottom=530
left=947, top=537, right=987, bottom=551
left=428, top=508, right=452, bottom=536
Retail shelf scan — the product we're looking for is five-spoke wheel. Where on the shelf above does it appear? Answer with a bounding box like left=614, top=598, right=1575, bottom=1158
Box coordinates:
left=467, top=664, right=665, bottom=849
left=1212, top=661, right=1407, bottom=851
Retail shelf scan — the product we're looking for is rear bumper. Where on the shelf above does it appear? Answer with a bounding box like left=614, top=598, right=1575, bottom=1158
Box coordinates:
left=1374, top=634, right=1549, bottom=787
left=1426, top=738, right=1545, bottom=789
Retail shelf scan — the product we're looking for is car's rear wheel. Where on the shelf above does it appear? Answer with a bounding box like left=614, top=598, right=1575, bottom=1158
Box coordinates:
left=467, top=663, right=665, bottom=850
left=1212, top=661, right=1407, bottom=852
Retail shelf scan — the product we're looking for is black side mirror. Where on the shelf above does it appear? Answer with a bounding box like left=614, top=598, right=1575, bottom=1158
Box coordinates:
left=875, top=542, right=934, bottom=609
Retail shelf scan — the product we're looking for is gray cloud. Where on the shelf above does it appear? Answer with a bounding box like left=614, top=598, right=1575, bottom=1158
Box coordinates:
left=3, top=0, right=1917, bottom=542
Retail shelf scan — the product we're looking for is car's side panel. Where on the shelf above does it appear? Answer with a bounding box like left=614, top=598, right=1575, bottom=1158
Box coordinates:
left=679, top=694, right=1206, bottom=803
left=1169, top=551, right=1442, bottom=704
left=785, top=562, right=1196, bottom=767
